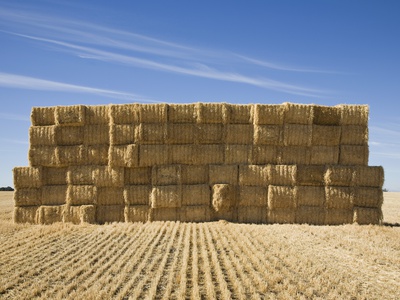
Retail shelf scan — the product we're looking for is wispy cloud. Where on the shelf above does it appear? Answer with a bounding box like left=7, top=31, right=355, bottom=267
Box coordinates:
left=0, top=138, right=29, bottom=145
left=0, top=112, right=30, bottom=122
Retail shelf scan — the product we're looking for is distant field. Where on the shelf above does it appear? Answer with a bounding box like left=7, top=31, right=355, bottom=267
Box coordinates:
left=0, top=192, right=399, bottom=299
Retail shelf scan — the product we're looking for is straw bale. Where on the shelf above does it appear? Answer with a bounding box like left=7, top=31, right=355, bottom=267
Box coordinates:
left=109, top=144, right=138, bottom=168
left=96, top=205, right=124, bottom=224
left=310, top=146, right=339, bottom=165
left=268, top=185, right=297, bottom=209
left=253, top=125, right=282, bottom=145
left=312, top=125, right=341, bottom=146
left=110, top=124, right=137, bottom=145
left=150, top=208, right=178, bottom=221
left=254, top=104, right=284, bottom=125
left=56, top=145, right=86, bottom=166
left=166, top=124, right=196, bottom=144
left=14, top=206, right=39, bottom=224
left=67, top=166, right=96, bottom=185
left=31, top=106, right=56, bottom=126
left=239, top=165, right=268, bottom=186
left=93, top=166, right=124, bottom=187
left=325, top=187, right=353, bottom=210
left=226, top=104, right=253, bottom=124
left=181, top=165, right=208, bottom=184
left=109, top=104, right=139, bottom=124
left=62, top=205, right=81, bottom=224
left=86, top=145, right=109, bottom=165
left=80, top=205, right=96, bottom=223
left=209, top=164, right=238, bottom=185
left=151, top=185, right=182, bottom=208
left=283, top=103, right=313, bottom=125
left=339, top=105, right=369, bottom=126
left=197, top=124, right=225, bottom=144
left=14, top=188, right=41, bottom=206
left=211, top=209, right=237, bottom=222
left=29, top=126, right=56, bottom=146
left=41, top=185, right=67, bottom=205
left=67, top=185, right=97, bottom=205
left=325, top=209, right=353, bottom=225
left=353, top=207, right=382, bottom=225
left=339, top=145, right=369, bottom=166
left=43, top=167, right=67, bottom=185
left=225, top=145, right=251, bottom=164
left=97, top=187, right=124, bottom=205
left=180, top=206, right=211, bottom=222
left=268, top=165, right=297, bottom=186
left=83, top=125, right=109, bottom=145
left=283, top=124, right=312, bottom=146
left=296, top=165, right=325, bottom=186
left=85, top=105, right=110, bottom=125
left=182, top=184, right=211, bottom=206
left=29, top=146, right=58, bottom=167
left=324, top=166, right=356, bottom=186
left=280, top=146, right=311, bottom=165
left=168, top=104, right=197, bottom=123
left=225, top=124, right=253, bottom=144
left=139, top=145, right=171, bottom=167
left=297, top=186, right=325, bottom=207
left=124, top=185, right=151, bottom=205
left=196, top=103, right=227, bottom=124
left=296, top=206, right=325, bottom=225
left=313, top=105, right=341, bottom=125
left=170, top=145, right=195, bottom=164
left=353, top=166, right=384, bottom=187
left=267, top=209, right=296, bottom=224
left=238, top=206, right=267, bottom=223
left=138, top=123, right=166, bottom=144
left=238, top=186, right=267, bottom=207
left=192, top=145, right=224, bottom=165
left=340, top=125, right=368, bottom=145
left=251, top=145, right=279, bottom=164
left=124, top=167, right=152, bottom=185
left=212, top=184, right=235, bottom=212
left=353, top=187, right=383, bottom=208
left=139, top=103, right=168, bottom=123
left=38, top=205, right=64, bottom=224
left=152, top=165, right=181, bottom=185
left=13, top=167, right=42, bottom=188
left=55, top=126, right=83, bottom=145
left=55, top=105, right=85, bottom=126
left=124, top=205, right=150, bottom=222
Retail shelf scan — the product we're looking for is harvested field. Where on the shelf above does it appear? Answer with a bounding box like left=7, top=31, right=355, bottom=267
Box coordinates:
left=0, top=191, right=399, bottom=299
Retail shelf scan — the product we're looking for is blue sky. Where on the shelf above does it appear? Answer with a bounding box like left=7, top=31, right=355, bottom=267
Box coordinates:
left=1, top=0, right=399, bottom=190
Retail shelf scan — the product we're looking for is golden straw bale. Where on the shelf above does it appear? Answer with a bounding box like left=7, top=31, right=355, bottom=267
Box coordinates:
left=62, top=205, right=81, bottom=224
left=67, top=185, right=97, bottom=205
left=325, top=209, right=353, bottom=225
left=339, top=105, right=369, bottom=126
left=268, top=185, right=297, bottom=209
left=110, top=124, right=137, bottom=145
left=251, top=145, right=279, bottom=164
left=29, top=126, right=56, bottom=146
left=152, top=165, right=181, bottom=185
left=150, top=208, right=178, bottom=221
left=310, top=146, right=339, bottom=165
left=124, top=205, right=150, bottom=222
left=239, top=165, right=268, bottom=186
left=137, top=123, right=166, bottom=144
left=38, top=206, right=64, bottom=224
left=124, top=185, right=151, bottom=205
left=254, top=104, right=284, bottom=125
left=353, top=187, right=383, bottom=208
left=325, top=187, right=353, bottom=209
left=55, top=105, right=85, bottom=126
left=297, top=186, right=325, bottom=207
left=267, top=209, right=296, bottom=224
left=197, top=124, right=225, bottom=144
left=182, top=184, right=211, bottom=206
left=13, top=167, right=42, bottom=188
left=124, top=167, right=152, bottom=185
left=312, top=125, right=341, bottom=146
left=151, top=186, right=182, bottom=208
left=96, top=205, right=124, bottom=224
left=324, top=166, right=356, bottom=186
left=283, top=124, right=312, bottom=146
left=238, top=206, right=267, bottom=223
left=86, top=145, right=109, bottom=165
left=225, top=124, right=253, bottom=144
left=353, top=207, right=382, bottom=225
left=14, top=188, right=41, bottom=206
left=41, top=185, right=67, bottom=205
left=225, top=145, right=251, bottom=164
left=139, top=103, right=168, bottom=123
left=196, top=103, right=227, bottom=124
left=296, top=165, right=325, bottom=186
left=166, top=124, right=196, bottom=144
left=226, top=104, right=253, bottom=124
left=42, top=167, right=67, bottom=185
left=211, top=209, right=237, bottom=222
left=283, top=103, right=313, bottom=125
left=353, top=166, right=384, bottom=187
left=139, top=145, right=171, bottom=167
left=83, top=125, right=109, bottom=145
left=31, top=106, right=56, bottom=126
left=339, top=145, right=369, bottom=166
left=29, top=146, right=58, bottom=167
left=212, top=184, right=235, bottom=212
left=85, top=105, right=110, bottom=125
left=109, top=104, right=139, bottom=124
left=97, top=187, right=124, bottom=205
left=181, top=165, right=208, bottom=184
left=55, top=126, right=83, bottom=145
left=280, top=146, right=311, bottom=165
left=192, top=145, right=224, bottom=165
left=238, top=186, right=267, bottom=207
left=56, top=145, right=86, bottom=166
left=170, top=145, right=195, bottom=164
left=109, top=144, right=138, bottom=168
left=209, top=164, right=238, bottom=185
left=168, top=104, right=197, bottom=123
left=180, top=206, right=211, bottom=222
left=93, top=166, right=124, bottom=187
left=268, top=165, right=297, bottom=186
left=296, top=206, right=325, bottom=225
left=81, top=205, right=96, bottom=223
left=312, top=105, right=341, bottom=125
left=340, top=125, right=368, bottom=145
left=253, top=125, right=282, bottom=145
left=67, top=166, right=96, bottom=185
left=14, top=206, right=39, bottom=224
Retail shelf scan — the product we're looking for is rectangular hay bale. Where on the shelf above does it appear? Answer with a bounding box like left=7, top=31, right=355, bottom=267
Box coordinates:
left=93, top=166, right=124, bottom=187
left=41, top=185, right=67, bottom=205
left=353, top=166, right=384, bottom=187
left=81, top=205, right=96, bottom=223
left=14, top=206, right=39, bottom=224
left=137, top=123, right=166, bottom=144
left=55, top=105, right=85, bottom=126
left=297, top=186, right=325, bottom=207
left=196, top=103, right=227, bottom=124
left=42, top=167, right=67, bottom=185
left=254, top=104, right=284, bottom=125
left=296, top=165, right=325, bottom=186
left=267, top=209, right=296, bottom=224
left=67, top=185, right=97, bottom=205
left=283, top=103, right=313, bottom=125
left=14, top=188, right=41, bottom=206
left=239, top=186, right=267, bottom=207
left=212, top=184, right=236, bottom=213
left=138, top=103, right=168, bottom=123
left=139, top=145, right=171, bottom=167
left=152, top=165, right=181, bottom=185
left=38, top=205, right=64, bottom=224
left=339, top=145, right=369, bottom=166
left=253, top=125, right=282, bottom=146
left=225, top=145, right=251, bottom=164
left=268, top=185, right=297, bottom=209
left=124, top=205, right=150, bottom=223
left=180, top=206, right=211, bottom=222
left=124, top=185, right=151, bottom=205
left=280, top=146, right=311, bottom=165
left=283, top=124, right=312, bottom=146
left=62, top=205, right=81, bottom=224
left=150, top=208, right=178, bottom=221
left=339, top=105, right=369, bottom=126
left=324, top=166, right=356, bottom=186
left=170, top=145, right=195, bottom=164
left=225, top=124, right=253, bottom=144
left=353, top=187, right=383, bottom=208
left=109, top=104, right=139, bottom=124
left=251, top=145, right=279, bottom=164
left=108, top=144, right=138, bottom=168
left=13, top=167, right=42, bottom=188
left=29, top=126, right=56, bottom=146
left=97, top=187, right=124, bottom=205
left=192, top=145, right=224, bottom=165
left=31, top=106, right=56, bottom=126
left=353, top=207, right=382, bottom=225
left=197, top=124, right=225, bottom=144
left=340, top=125, right=368, bottom=145
left=110, top=124, right=137, bottom=145
left=181, top=165, right=208, bottom=184
left=55, top=126, right=84, bottom=146
left=168, top=104, right=197, bottom=123
left=226, top=104, right=253, bottom=124
left=83, top=125, right=110, bottom=145
left=312, top=125, right=341, bottom=146
left=239, top=165, right=268, bottom=186
left=325, top=209, right=353, bottom=225
left=267, top=165, right=297, bottom=186
left=325, top=187, right=353, bottom=210
left=151, top=186, right=182, bottom=208
left=238, top=206, right=267, bottom=223
left=182, top=185, right=211, bottom=206
left=124, top=167, right=152, bottom=185
left=312, top=105, right=341, bottom=125
left=86, top=145, right=109, bottom=165
left=96, top=205, right=124, bottom=224
left=296, top=206, right=325, bottom=225
left=56, top=145, right=86, bottom=166
left=29, top=146, right=58, bottom=167
left=85, top=105, right=110, bottom=125
left=67, top=166, right=96, bottom=185
left=166, top=124, right=196, bottom=144
left=310, top=146, right=339, bottom=165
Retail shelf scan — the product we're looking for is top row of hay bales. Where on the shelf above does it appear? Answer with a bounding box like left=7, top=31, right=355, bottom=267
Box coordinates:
left=31, top=103, right=369, bottom=126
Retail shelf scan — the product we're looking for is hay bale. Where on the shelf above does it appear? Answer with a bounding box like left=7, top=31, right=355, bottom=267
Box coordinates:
left=14, top=206, right=39, bottom=224
left=55, top=126, right=84, bottom=146
left=62, top=205, right=81, bottom=224
left=225, top=124, right=253, bottom=144
left=283, top=124, right=312, bottom=146
left=109, top=144, right=138, bottom=168
left=96, top=205, right=124, bottom=224
left=339, top=105, right=369, bottom=126
left=239, top=165, right=268, bottom=186
left=43, top=167, right=67, bottom=185
left=83, top=125, right=110, bottom=145
left=150, top=208, right=178, bottom=221
left=238, top=186, right=267, bottom=206
left=254, top=104, right=284, bottom=125
left=267, top=209, right=296, bottom=224
left=124, top=185, right=151, bottom=205
left=139, top=103, right=168, bottom=123
left=170, top=145, right=195, bottom=164
left=310, top=146, right=339, bottom=165
left=253, top=125, right=282, bottom=145
left=324, top=166, right=356, bottom=186
left=85, top=105, right=110, bottom=125
left=124, top=205, right=150, bottom=223
left=226, top=104, right=253, bottom=124
left=67, top=166, right=96, bottom=185
left=340, top=125, right=368, bottom=145
left=109, top=104, right=139, bottom=124
left=283, top=103, right=313, bottom=125
left=13, top=167, right=42, bottom=188
left=110, top=124, right=137, bottom=145
left=339, top=145, right=369, bottom=166
left=268, top=185, right=297, bottom=209
left=268, top=165, right=297, bottom=186
left=166, top=124, right=196, bottom=144
left=313, top=105, right=341, bottom=125
left=124, top=167, right=152, bottom=185
left=192, top=145, right=224, bottom=165
left=312, top=125, right=341, bottom=146
left=211, top=209, right=237, bottom=222
left=55, top=105, right=85, bottom=126
left=41, top=185, right=67, bottom=205
left=251, top=145, right=279, bottom=164
left=80, top=205, right=96, bottom=223
left=29, top=126, right=56, bottom=146
left=137, top=123, right=166, bottom=144
left=151, top=186, right=182, bottom=208
left=38, top=205, right=64, bottom=224
left=325, top=209, right=353, bottom=225
left=325, top=187, right=353, bottom=209
left=29, top=146, right=58, bottom=167
left=353, top=207, right=382, bottom=225
left=139, top=145, right=171, bottom=167
left=296, top=165, right=325, bottom=186
left=97, top=187, right=124, bottom=205
left=86, top=145, right=109, bottom=165
left=353, top=187, right=383, bottom=208
left=14, top=188, right=41, bottom=206
left=182, top=185, right=211, bottom=206
left=196, top=103, right=227, bottom=124
left=353, top=166, right=384, bottom=187
left=297, top=186, right=325, bottom=207
left=225, top=145, right=251, bottom=164
left=56, top=145, right=86, bottom=166
left=238, top=206, right=267, bottom=223
left=280, top=146, right=311, bottom=165
left=31, top=106, right=56, bottom=126
left=296, top=206, right=325, bottom=225
left=181, top=165, right=208, bottom=184
left=212, top=184, right=235, bottom=212
left=180, top=206, right=211, bottom=222
left=93, top=166, right=124, bottom=187
left=168, top=104, right=197, bottom=123
left=197, top=124, right=225, bottom=144
left=67, top=185, right=97, bottom=205
left=152, top=165, right=181, bottom=185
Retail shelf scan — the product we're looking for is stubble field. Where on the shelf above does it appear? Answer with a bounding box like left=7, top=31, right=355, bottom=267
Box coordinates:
left=0, top=191, right=399, bottom=299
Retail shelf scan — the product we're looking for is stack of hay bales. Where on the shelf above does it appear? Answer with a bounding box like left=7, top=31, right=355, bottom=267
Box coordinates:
left=13, top=102, right=384, bottom=225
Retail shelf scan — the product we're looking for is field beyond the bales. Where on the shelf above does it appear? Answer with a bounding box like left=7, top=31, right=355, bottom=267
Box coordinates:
left=0, top=192, right=399, bottom=299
